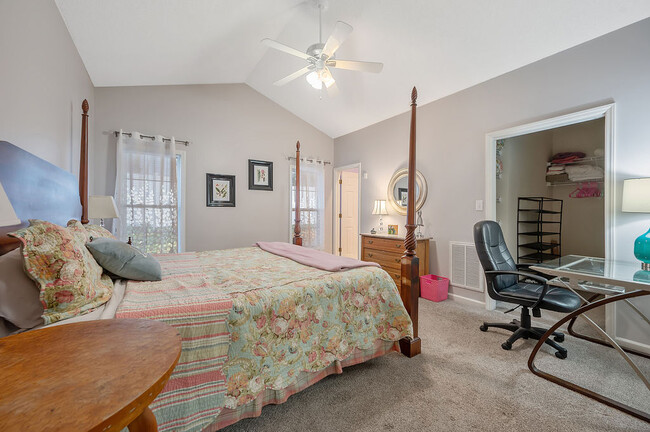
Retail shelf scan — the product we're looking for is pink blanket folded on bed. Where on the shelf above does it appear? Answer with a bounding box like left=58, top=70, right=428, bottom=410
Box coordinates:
left=256, top=241, right=380, bottom=272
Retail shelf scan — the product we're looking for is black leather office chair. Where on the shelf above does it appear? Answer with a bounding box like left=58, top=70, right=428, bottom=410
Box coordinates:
left=473, top=220, right=582, bottom=359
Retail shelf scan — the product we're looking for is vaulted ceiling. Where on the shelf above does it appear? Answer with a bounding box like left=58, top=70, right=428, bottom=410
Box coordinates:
left=56, top=0, right=650, bottom=138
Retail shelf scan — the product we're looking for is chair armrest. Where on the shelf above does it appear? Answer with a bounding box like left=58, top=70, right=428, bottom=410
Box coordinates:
left=516, top=263, right=553, bottom=279
left=484, top=270, right=550, bottom=310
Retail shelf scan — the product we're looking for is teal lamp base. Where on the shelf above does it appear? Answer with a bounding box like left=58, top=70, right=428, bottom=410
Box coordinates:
left=633, top=227, right=650, bottom=270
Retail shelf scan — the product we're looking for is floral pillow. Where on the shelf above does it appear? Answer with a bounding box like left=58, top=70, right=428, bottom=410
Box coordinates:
left=84, top=223, right=117, bottom=241
left=9, top=220, right=113, bottom=325
left=66, top=220, right=116, bottom=242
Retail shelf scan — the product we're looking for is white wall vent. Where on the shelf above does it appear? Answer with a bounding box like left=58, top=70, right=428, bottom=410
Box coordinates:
left=449, top=242, right=484, bottom=292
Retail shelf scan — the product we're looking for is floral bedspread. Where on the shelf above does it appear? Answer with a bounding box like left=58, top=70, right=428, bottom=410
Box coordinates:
left=117, top=247, right=412, bottom=432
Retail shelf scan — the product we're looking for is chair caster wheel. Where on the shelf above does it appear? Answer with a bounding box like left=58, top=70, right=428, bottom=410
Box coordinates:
left=555, top=350, right=567, bottom=359
left=501, top=341, right=512, bottom=350
left=479, top=324, right=488, bottom=332
left=554, top=334, right=565, bottom=343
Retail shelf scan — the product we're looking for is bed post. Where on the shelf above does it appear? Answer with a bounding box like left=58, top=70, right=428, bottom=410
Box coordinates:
left=399, top=87, right=421, bottom=358
left=293, top=141, right=302, bottom=246
left=79, top=99, right=89, bottom=224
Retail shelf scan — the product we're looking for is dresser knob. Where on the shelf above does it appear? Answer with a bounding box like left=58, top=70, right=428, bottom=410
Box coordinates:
left=368, top=253, right=373, bottom=257
left=368, top=240, right=373, bottom=244
left=395, top=244, right=401, bottom=248
left=395, top=258, right=399, bottom=263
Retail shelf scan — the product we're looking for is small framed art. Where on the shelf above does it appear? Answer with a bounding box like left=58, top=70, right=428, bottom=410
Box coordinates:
left=248, top=160, right=273, bottom=191
left=206, top=173, right=235, bottom=207
left=387, top=225, right=398, bottom=235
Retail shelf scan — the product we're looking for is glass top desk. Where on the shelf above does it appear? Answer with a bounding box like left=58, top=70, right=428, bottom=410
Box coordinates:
left=529, top=255, right=650, bottom=422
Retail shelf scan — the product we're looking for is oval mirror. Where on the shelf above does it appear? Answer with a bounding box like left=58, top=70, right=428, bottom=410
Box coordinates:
left=387, top=169, right=428, bottom=215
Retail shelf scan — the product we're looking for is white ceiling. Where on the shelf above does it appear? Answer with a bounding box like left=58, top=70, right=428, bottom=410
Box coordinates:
left=56, top=0, right=650, bottom=138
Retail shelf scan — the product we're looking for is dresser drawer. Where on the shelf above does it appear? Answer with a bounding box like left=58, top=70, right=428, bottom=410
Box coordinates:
left=385, top=269, right=401, bottom=285
left=361, top=236, right=405, bottom=254
left=362, top=248, right=402, bottom=271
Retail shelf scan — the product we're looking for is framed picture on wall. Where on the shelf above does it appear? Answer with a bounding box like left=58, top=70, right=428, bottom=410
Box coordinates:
left=206, top=173, right=235, bottom=207
left=248, top=159, right=273, bottom=191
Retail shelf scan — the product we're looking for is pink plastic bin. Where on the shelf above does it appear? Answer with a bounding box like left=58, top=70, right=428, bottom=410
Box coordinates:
left=420, top=274, right=449, bottom=302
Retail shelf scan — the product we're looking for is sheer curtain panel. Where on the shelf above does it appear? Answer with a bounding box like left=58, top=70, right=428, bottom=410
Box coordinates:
left=290, top=160, right=325, bottom=250
left=114, top=131, right=178, bottom=253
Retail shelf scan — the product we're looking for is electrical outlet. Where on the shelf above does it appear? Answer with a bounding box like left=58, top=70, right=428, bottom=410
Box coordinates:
left=475, top=200, right=483, bottom=211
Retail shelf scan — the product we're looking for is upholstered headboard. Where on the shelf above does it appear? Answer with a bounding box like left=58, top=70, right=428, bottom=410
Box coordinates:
left=0, top=141, right=82, bottom=254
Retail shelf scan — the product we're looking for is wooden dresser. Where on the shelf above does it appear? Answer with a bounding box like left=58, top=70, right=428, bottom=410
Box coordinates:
left=360, top=233, right=430, bottom=288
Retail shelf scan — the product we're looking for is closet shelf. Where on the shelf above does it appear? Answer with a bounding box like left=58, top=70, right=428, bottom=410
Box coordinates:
left=519, top=209, right=562, bottom=214
left=519, top=231, right=560, bottom=236
left=518, top=221, right=561, bottom=224
left=519, top=252, right=561, bottom=261
left=546, top=179, right=604, bottom=186
left=547, top=156, right=604, bottom=167
left=517, top=197, right=563, bottom=264
left=518, top=242, right=556, bottom=251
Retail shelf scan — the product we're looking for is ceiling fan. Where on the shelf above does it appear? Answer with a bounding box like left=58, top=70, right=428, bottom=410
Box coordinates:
left=261, top=4, right=383, bottom=91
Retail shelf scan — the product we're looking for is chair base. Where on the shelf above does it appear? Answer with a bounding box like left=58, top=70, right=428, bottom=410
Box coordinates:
left=480, top=307, right=568, bottom=359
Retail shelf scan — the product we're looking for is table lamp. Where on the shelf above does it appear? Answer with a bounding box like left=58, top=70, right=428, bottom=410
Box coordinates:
left=88, top=195, right=119, bottom=227
left=372, top=199, right=388, bottom=234
left=0, top=182, right=20, bottom=227
left=622, top=178, right=650, bottom=270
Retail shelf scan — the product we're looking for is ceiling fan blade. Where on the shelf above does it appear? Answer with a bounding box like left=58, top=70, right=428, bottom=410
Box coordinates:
left=321, top=21, right=353, bottom=59
left=326, top=59, right=383, bottom=73
left=273, top=66, right=313, bottom=86
left=262, top=38, right=312, bottom=60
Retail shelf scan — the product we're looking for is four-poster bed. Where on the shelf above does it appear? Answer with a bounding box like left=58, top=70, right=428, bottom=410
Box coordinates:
left=0, top=88, right=422, bottom=430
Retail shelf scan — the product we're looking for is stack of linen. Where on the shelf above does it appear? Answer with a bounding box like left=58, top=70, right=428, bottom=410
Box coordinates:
left=565, top=164, right=604, bottom=182
left=546, top=164, right=569, bottom=183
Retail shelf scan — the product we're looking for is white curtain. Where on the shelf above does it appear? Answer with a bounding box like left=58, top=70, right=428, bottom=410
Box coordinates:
left=290, top=160, right=325, bottom=250
left=114, top=131, right=178, bottom=253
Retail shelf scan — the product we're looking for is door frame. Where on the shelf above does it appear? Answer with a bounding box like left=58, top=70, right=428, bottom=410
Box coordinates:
left=484, top=103, right=616, bottom=311
left=333, top=163, right=362, bottom=258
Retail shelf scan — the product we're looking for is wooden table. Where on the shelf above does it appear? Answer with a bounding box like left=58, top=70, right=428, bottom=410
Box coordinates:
left=0, top=319, right=181, bottom=432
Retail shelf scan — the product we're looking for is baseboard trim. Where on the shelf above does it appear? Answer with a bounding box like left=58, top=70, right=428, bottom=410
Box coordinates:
left=447, top=293, right=485, bottom=306
left=616, top=336, right=650, bottom=356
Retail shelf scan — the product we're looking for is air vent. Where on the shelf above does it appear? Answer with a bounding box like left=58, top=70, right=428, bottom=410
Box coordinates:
left=449, top=242, right=484, bottom=292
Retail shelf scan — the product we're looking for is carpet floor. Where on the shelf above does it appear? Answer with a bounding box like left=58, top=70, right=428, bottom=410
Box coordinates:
left=222, top=299, right=649, bottom=432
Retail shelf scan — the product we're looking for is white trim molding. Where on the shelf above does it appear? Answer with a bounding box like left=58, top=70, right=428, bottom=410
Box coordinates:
left=484, top=103, right=616, bottom=310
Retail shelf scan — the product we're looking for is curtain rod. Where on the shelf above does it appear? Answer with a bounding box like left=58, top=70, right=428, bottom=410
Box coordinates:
left=287, top=156, right=331, bottom=166
left=114, top=131, right=189, bottom=146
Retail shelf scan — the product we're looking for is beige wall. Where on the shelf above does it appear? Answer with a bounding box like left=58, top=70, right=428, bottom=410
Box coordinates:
left=93, top=84, right=333, bottom=252
left=496, top=130, right=553, bottom=257
left=0, top=0, right=94, bottom=174
left=549, top=118, right=605, bottom=257
left=334, top=18, right=650, bottom=303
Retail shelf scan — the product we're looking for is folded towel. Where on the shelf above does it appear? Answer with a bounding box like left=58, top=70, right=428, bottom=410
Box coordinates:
left=565, top=164, right=603, bottom=181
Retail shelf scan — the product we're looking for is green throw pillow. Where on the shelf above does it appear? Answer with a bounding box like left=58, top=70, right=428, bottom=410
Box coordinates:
left=86, top=238, right=162, bottom=281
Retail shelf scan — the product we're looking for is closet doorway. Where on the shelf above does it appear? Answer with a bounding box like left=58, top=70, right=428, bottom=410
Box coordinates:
left=484, top=103, right=616, bottom=309
left=334, top=164, right=361, bottom=258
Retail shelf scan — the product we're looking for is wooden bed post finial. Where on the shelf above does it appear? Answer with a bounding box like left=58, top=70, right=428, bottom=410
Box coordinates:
left=293, top=141, right=302, bottom=246
left=399, top=86, right=421, bottom=358
left=79, top=99, right=89, bottom=224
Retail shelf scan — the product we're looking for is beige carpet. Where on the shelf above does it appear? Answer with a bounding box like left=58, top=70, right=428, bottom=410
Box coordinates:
left=222, top=299, right=649, bottom=432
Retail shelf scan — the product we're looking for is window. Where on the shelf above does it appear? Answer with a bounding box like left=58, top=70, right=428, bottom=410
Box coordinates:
left=115, top=134, right=184, bottom=254
left=290, top=163, right=325, bottom=249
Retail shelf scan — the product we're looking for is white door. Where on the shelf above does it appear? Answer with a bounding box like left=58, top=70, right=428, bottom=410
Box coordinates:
left=339, top=170, right=359, bottom=258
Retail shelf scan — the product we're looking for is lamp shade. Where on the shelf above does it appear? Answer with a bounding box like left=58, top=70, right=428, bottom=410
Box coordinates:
left=622, top=178, right=650, bottom=213
left=372, top=199, right=388, bottom=215
left=88, top=196, right=119, bottom=219
left=0, top=183, right=20, bottom=227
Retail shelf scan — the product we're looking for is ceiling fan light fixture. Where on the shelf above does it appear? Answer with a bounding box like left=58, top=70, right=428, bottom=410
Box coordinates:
left=321, top=69, right=335, bottom=88
left=306, top=71, right=323, bottom=89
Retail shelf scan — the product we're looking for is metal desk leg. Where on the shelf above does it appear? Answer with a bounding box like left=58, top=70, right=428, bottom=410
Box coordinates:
left=567, top=293, right=650, bottom=360
left=528, top=290, right=650, bottom=423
